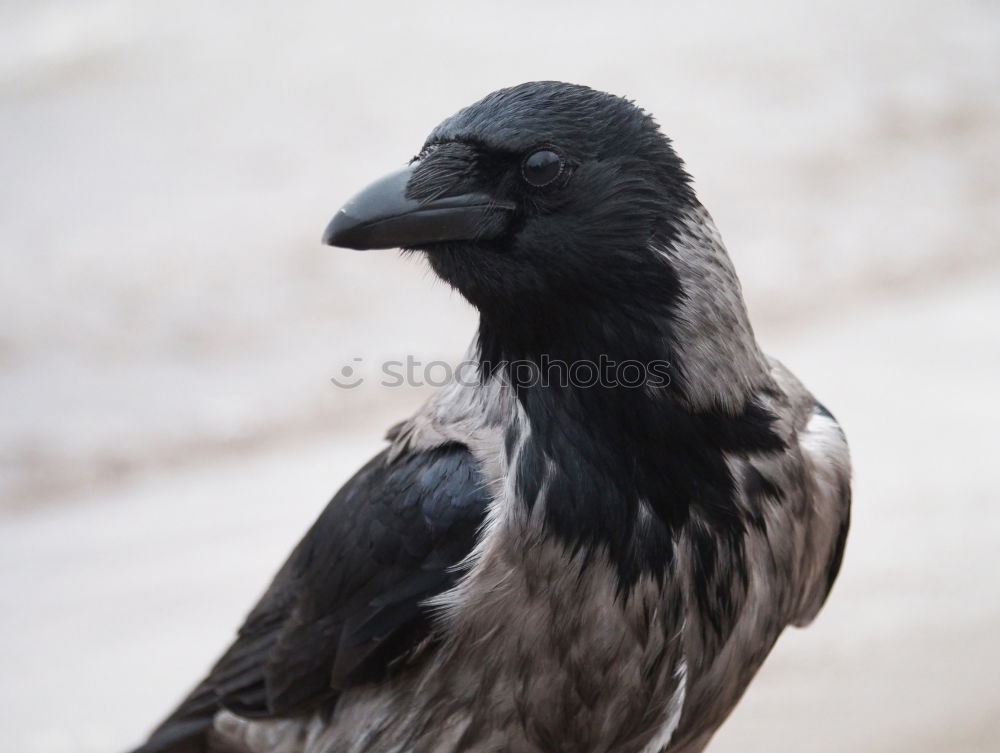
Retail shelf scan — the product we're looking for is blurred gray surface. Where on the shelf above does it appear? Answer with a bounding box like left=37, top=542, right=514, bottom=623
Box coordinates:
left=1, top=1, right=998, bottom=751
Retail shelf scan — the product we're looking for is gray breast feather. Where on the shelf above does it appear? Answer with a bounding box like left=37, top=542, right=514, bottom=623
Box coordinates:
left=209, top=367, right=851, bottom=753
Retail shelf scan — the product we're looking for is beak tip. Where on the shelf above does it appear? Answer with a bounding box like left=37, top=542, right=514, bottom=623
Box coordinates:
left=322, top=211, right=359, bottom=249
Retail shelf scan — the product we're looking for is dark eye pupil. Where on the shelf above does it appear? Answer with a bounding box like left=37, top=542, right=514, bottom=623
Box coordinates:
left=522, top=149, right=563, bottom=187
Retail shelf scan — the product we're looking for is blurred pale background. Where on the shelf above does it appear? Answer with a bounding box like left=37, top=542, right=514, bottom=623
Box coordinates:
left=1, top=1, right=998, bottom=751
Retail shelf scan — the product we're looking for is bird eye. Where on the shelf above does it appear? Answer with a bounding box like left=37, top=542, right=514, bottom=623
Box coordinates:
left=521, top=149, right=564, bottom=188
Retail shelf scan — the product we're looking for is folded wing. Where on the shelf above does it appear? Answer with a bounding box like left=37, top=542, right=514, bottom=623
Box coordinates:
left=131, top=442, right=490, bottom=753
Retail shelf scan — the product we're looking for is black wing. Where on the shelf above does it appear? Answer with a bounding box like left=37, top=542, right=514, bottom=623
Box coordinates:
left=131, top=442, right=489, bottom=753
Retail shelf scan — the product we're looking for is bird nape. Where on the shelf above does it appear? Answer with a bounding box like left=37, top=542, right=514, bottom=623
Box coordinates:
left=131, top=81, right=851, bottom=753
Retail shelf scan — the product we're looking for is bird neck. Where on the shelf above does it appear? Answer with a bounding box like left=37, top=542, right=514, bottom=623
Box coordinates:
left=473, top=207, right=781, bottom=587
left=482, top=327, right=783, bottom=589
left=476, top=204, right=771, bottom=411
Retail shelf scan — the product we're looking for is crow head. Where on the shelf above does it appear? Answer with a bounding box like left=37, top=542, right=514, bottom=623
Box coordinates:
left=323, top=82, right=696, bottom=328
left=324, top=82, right=767, bottom=411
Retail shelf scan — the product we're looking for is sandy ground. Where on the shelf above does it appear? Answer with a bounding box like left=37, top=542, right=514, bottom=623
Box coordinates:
left=2, top=1, right=999, bottom=751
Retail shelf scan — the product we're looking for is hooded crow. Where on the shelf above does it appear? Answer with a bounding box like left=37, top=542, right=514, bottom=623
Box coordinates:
left=130, top=81, right=851, bottom=753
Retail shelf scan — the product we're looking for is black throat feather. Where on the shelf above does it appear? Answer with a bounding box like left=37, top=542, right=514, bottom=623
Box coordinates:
left=477, top=259, right=785, bottom=596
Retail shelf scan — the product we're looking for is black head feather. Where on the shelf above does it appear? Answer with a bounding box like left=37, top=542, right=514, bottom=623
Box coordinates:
left=409, top=81, right=695, bottom=335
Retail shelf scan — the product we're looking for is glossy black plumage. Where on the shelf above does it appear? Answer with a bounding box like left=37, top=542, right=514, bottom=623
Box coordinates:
left=133, top=444, right=489, bottom=753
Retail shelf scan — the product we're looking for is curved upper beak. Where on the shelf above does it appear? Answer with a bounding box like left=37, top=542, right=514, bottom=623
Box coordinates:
left=322, top=163, right=515, bottom=250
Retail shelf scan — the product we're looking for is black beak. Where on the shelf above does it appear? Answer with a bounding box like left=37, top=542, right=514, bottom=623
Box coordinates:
left=322, top=163, right=515, bottom=250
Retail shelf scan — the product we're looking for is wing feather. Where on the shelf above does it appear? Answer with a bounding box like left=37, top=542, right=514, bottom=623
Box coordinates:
left=130, top=442, right=489, bottom=753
